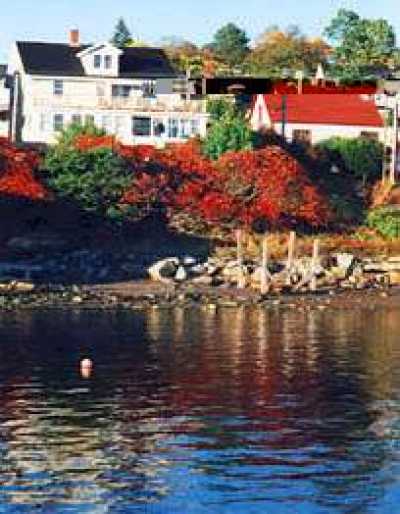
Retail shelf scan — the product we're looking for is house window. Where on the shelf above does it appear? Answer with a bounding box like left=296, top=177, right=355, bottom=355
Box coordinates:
left=292, top=129, right=311, bottom=144
left=53, top=80, right=63, bottom=96
left=105, top=55, right=112, bottom=70
left=168, top=118, right=179, bottom=138
left=180, top=119, right=191, bottom=138
left=85, top=114, right=95, bottom=126
left=191, top=119, right=200, bottom=135
left=132, top=116, right=151, bottom=136
left=94, top=55, right=102, bottom=69
left=153, top=118, right=165, bottom=136
left=71, top=114, right=82, bottom=126
left=143, top=81, right=155, bottom=97
left=360, top=131, right=379, bottom=141
left=53, top=114, right=64, bottom=132
left=112, top=85, right=131, bottom=98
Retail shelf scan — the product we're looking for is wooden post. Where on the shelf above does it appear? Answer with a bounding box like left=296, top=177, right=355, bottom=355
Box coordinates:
left=236, top=228, right=243, bottom=266
left=260, top=235, right=269, bottom=295
left=310, top=239, right=320, bottom=292
left=285, top=231, right=296, bottom=285
left=390, top=99, right=399, bottom=185
left=236, top=229, right=246, bottom=289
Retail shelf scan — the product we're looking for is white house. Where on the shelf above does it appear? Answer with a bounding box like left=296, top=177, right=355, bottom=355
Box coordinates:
left=0, top=65, right=10, bottom=138
left=8, top=30, right=209, bottom=145
left=250, top=93, right=386, bottom=145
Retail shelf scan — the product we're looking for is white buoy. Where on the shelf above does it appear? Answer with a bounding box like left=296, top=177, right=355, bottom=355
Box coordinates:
left=80, top=358, right=93, bottom=378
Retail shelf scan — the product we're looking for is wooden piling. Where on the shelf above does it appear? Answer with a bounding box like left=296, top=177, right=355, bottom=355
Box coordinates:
left=310, top=239, right=320, bottom=292
left=236, top=229, right=246, bottom=289
left=260, top=235, right=269, bottom=295
left=286, top=231, right=296, bottom=285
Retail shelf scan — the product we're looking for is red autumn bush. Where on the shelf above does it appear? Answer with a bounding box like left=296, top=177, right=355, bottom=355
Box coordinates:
left=0, top=138, right=48, bottom=200
left=121, top=141, right=214, bottom=214
left=120, top=141, right=331, bottom=230
left=74, top=134, right=118, bottom=152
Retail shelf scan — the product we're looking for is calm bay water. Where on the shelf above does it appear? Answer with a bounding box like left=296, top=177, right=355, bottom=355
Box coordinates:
left=0, top=305, right=400, bottom=513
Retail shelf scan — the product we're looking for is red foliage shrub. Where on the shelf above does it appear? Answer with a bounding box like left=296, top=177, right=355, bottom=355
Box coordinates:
left=120, top=141, right=331, bottom=230
left=120, top=141, right=214, bottom=213
left=0, top=138, right=48, bottom=200
left=74, top=135, right=118, bottom=152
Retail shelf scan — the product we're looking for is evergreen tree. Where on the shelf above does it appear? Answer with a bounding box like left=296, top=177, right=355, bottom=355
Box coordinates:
left=210, top=23, right=249, bottom=69
left=111, top=18, right=133, bottom=48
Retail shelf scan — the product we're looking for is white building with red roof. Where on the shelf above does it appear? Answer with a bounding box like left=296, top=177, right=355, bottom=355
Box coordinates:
left=250, top=93, right=386, bottom=145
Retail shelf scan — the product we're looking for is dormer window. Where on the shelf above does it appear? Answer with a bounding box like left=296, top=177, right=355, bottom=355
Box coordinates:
left=78, top=43, right=123, bottom=76
left=105, top=55, right=112, bottom=70
left=94, top=55, right=102, bottom=69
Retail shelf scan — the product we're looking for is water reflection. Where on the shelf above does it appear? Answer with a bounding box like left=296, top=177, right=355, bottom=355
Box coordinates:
left=0, top=306, right=399, bottom=512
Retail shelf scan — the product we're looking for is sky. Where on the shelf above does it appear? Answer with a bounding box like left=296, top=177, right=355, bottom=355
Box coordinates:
left=0, top=0, right=400, bottom=60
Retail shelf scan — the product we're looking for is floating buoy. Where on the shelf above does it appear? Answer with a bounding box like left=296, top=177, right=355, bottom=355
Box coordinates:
left=80, top=358, right=93, bottom=378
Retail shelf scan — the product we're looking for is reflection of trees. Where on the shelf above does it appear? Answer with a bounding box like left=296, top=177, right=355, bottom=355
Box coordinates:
left=0, top=306, right=398, bottom=511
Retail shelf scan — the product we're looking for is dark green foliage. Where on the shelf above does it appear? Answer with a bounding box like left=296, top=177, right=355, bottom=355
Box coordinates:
left=367, top=207, right=400, bottom=239
left=210, top=23, right=250, bottom=68
left=202, top=109, right=255, bottom=160
left=111, top=17, right=133, bottom=48
left=44, top=146, right=132, bottom=220
left=206, top=98, right=236, bottom=120
left=324, top=9, right=396, bottom=79
left=317, top=137, right=383, bottom=183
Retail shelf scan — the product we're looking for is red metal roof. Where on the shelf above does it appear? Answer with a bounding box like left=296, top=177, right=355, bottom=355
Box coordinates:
left=263, top=94, right=384, bottom=127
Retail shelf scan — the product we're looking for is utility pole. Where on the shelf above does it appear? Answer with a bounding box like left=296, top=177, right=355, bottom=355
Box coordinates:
left=390, top=96, right=399, bottom=184
left=281, top=94, right=287, bottom=139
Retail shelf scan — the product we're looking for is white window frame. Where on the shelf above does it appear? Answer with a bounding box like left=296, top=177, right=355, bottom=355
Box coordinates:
left=53, top=114, right=64, bottom=132
left=53, top=80, right=63, bottom=96
left=71, top=114, right=82, bottom=126
left=104, top=55, right=112, bottom=69
left=94, top=54, right=102, bottom=69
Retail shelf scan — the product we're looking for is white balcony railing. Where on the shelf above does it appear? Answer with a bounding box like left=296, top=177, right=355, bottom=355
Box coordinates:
left=33, top=95, right=206, bottom=113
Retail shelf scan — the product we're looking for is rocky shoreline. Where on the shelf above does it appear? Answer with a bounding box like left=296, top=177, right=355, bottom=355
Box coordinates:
left=2, top=241, right=400, bottom=312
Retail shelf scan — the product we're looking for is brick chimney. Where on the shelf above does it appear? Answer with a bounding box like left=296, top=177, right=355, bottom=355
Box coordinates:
left=69, top=29, right=80, bottom=47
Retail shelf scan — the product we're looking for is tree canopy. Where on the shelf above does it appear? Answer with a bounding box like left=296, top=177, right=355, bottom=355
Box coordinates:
left=210, top=23, right=250, bottom=69
left=111, top=17, right=133, bottom=48
left=324, top=9, right=397, bottom=78
left=248, top=25, right=331, bottom=77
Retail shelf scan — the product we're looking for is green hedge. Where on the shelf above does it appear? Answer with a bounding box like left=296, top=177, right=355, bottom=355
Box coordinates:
left=367, top=207, right=400, bottom=239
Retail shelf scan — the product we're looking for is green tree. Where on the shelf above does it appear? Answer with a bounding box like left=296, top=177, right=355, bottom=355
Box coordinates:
left=44, top=130, right=132, bottom=220
left=202, top=109, right=254, bottom=160
left=210, top=23, right=249, bottom=69
left=317, top=136, right=383, bottom=184
left=111, top=17, right=133, bottom=48
left=324, top=9, right=396, bottom=79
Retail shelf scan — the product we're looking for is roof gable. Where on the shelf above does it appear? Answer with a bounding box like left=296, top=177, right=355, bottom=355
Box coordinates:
left=262, top=94, right=384, bottom=128
left=77, top=42, right=122, bottom=58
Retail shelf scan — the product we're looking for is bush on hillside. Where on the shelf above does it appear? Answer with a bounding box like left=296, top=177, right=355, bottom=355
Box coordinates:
left=202, top=109, right=255, bottom=160
left=367, top=207, right=400, bottom=239
left=44, top=145, right=132, bottom=220
left=317, top=136, right=383, bottom=184
left=0, top=138, right=48, bottom=201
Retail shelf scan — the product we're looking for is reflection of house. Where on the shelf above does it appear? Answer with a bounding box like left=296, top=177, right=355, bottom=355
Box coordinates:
left=0, top=65, right=10, bottom=137
left=250, top=94, right=385, bottom=145
left=8, top=30, right=208, bottom=145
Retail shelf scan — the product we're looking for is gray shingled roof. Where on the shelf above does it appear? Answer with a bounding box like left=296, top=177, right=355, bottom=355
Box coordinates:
left=16, top=42, right=178, bottom=78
